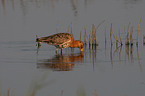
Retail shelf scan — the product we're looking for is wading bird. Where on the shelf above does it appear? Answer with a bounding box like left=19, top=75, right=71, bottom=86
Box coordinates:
left=36, top=33, right=84, bottom=53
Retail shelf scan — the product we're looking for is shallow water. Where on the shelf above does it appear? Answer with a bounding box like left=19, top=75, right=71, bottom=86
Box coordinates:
left=0, top=0, right=145, bottom=96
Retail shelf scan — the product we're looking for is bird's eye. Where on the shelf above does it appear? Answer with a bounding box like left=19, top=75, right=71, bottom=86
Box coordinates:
left=81, top=45, right=83, bottom=48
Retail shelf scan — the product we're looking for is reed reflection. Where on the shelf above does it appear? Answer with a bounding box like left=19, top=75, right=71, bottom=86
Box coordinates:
left=130, top=45, right=133, bottom=62
left=110, top=45, right=113, bottom=64
left=119, top=45, right=122, bottom=61
left=110, top=44, right=123, bottom=71
left=136, top=45, right=142, bottom=71
left=37, top=52, right=84, bottom=71
left=0, top=0, right=92, bottom=16
left=109, top=43, right=142, bottom=71
left=71, top=0, right=78, bottom=16
left=1, top=0, right=6, bottom=15
left=125, top=45, right=129, bottom=61
left=83, top=44, right=98, bottom=71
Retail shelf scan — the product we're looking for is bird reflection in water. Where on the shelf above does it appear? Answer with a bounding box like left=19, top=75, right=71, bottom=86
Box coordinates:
left=37, top=52, right=84, bottom=71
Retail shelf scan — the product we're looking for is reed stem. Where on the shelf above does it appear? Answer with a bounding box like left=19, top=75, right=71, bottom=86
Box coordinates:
left=116, top=32, right=118, bottom=46
left=126, top=22, right=130, bottom=45
left=8, top=88, right=10, bottom=96
left=110, top=23, right=121, bottom=44
left=60, top=26, right=63, bottom=33
left=67, top=23, right=70, bottom=33
left=56, top=21, right=59, bottom=33
left=110, top=23, right=113, bottom=45
left=89, top=31, right=91, bottom=47
left=94, top=32, right=98, bottom=46
left=105, top=27, right=106, bottom=44
left=143, top=35, right=145, bottom=45
left=136, top=17, right=142, bottom=45
left=130, top=26, right=133, bottom=45
left=71, top=22, right=72, bottom=34
left=92, top=24, right=95, bottom=45
left=96, top=20, right=105, bottom=31
left=119, top=27, right=122, bottom=45
left=124, top=25, right=127, bottom=43
left=80, top=31, right=82, bottom=40
left=84, top=26, right=87, bottom=45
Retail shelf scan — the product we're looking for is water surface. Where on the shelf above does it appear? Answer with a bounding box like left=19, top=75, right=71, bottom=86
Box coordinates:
left=0, top=0, right=145, bottom=96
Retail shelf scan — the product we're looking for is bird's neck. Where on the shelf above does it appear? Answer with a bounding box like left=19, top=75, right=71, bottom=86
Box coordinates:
left=69, top=40, right=78, bottom=48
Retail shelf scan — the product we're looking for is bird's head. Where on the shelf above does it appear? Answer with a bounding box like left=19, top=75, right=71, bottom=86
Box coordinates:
left=75, top=40, right=84, bottom=52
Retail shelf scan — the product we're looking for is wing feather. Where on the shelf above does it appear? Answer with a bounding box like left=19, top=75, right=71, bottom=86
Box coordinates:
left=38, top=33, right=73, bottom=46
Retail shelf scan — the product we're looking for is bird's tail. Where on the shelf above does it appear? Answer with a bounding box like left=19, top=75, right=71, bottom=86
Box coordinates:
left=36, top=35, right=42, bottom=42
left=36, top=35, right=42, bottom=47
left=36, top=38, right=40, bottom=42
left=36, top=35, right=50, bottom=43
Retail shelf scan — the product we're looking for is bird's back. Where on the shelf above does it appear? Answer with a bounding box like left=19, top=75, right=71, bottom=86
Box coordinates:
left=36, top=33, right=74, bottom=48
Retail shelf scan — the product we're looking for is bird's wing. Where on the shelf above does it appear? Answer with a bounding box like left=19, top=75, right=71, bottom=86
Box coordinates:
left=38, top=33, right=73, bottom=45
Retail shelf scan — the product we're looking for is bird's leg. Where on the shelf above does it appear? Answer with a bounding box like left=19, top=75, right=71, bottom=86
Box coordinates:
left=56, top=48, right=59, bottom=54
left=38, top=42, right=41, bottom=47
left=71, top=48, right=74, bottom=53
left=61, top=48, right=63, bottom=54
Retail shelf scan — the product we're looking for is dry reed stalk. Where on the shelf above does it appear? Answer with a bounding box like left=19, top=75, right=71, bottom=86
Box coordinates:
left=7, top=88, right=11, bottom=96
left=89, top=31, right=91, bottom=47
left=2, top=0, right=6, bottom=15
left=136, top=17, right=142, bottom=45
left=60, top=26, right=63, bottom=33
left=130, top=26, right=133, bottom=45
left=127, top=22, right=130, bottom=37
left=93, top=20, right=105, bottom=45
left=126, top=22, right=130, bottom=45
left=84, top=27, right=87, bottom=45
left=94, top=32, right=98, bottom=46
left=71, top=22, right=72, bottom=34
left=67, top=23, right=70, bottom=33
left=92, top=24, right=95, bottom=45
left=93, top=24, right=98, bottom=46
left=118, top=27, right=122, bottom=45
left=11, top=89, right=15, bottom=96
left=110, top=23, right=113, bottom=45
left=8, top=89, right=10, bottom=96
left=93, top=90, right=98, bottom=96
left=92, top=31, right=94, bottom=45
left=116, top=32, right=118, bottom=46
left=31, top=86, right=37, bottom=96
left=124, top=25, right=127, bottom=43
left=60, top=90, right=64, bottom=96
left=143, top=35, right=145, bottom=45
left=110, top=24, right=121, bottom=44
left=80, top=31, right=82, bottom=40
left=105, top=27, right=106, bottom=44
left=96, top=20, right=105, bottom=31
left=56, top=21, right=59, bottom=33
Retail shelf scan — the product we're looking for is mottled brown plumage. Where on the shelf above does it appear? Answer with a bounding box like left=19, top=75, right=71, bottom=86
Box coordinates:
left=36, top=33, right=83, bottom=53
